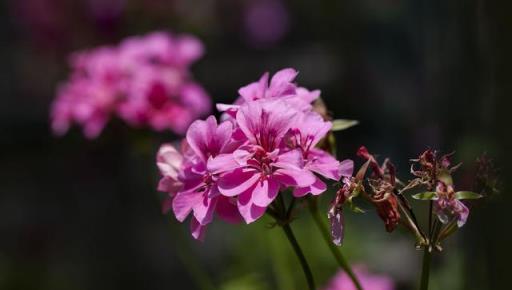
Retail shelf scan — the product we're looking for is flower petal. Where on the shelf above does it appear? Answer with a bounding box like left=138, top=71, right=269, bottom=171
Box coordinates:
left=328, top=206, right=344, bottom=246
left=156, top=144, right=183, bottom=178
left=207, top=153, right=239, bottom=174
left=218, top=169, right=260, bottom=197
left=293, top=178, right=327, bottom=197
left=190, top=217, right=206, bottom=241
left=339, top=159, right=354, bottom=177
left=193, top=193, right=218, bottom=225
left=252, top=178, right=280, bottom=207
left=308, top=149, right=342, bottom=180
left=237, top=189, right=266, bottom=224
left=172, top=190, right=202, bottom=222
left=274, top=168, right=316, bottom=188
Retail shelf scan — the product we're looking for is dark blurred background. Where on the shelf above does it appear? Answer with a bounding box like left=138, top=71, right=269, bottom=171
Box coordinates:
left=1, top=0, right=511, bottom=289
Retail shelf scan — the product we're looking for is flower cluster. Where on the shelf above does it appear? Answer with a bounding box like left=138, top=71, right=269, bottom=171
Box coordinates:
left=157, top=68, right=352, bottom=239
left=323, top=266, right=395, bottom=290
left=330, top=147, right=483, bottom=250
left=51, top=31, right=211, bottom=139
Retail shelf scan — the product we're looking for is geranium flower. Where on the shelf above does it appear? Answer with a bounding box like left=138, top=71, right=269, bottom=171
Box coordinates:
left=211, top=100, right=317, bottom=223
left=157, top=116, right=241, bottom=240
left=217, top=68, right=320, bottom=117
left=288, top=112, right=350, bottom=197
left=51, top=31, right=210, bottom=138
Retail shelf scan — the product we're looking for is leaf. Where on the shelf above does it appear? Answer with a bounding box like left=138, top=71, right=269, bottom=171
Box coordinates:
left=455, top=191, right=483, bottom=200
left=412, top=192, right=438, bottom=200
left=332, top=119, right=359, bottom=131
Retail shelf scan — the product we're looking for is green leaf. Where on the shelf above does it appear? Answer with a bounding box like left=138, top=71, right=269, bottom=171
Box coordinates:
left=455, top=191, right=483, bottom=200
left=412, top=192, right=438, bottom=200
left=332, top=119, right=359, bottom=131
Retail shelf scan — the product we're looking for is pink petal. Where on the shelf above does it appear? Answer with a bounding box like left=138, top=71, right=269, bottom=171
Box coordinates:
left=172, top=190, right=202, bottom=222
left=237, top=189, right=266, bottom=224
left=268, top=68, right=298, bottom=97
left=296, top=87, right=320, bottom=104
left=273, top=149, right=303, bottom=169
left=293, top=178, right=327, bottom=197
left=308, top=149, right=342, bottom=180
left=252, top=178, right=280, bottom=207
left=186, top=116, right=233, bottom=161
left=238, top=72, right=269, bottom=101
left=339, top=159, right=354, bottom=177
left=186, top=116, right=216, bottom=161
left=207, top=154, right=239, bottom=174
left=156, top=144, right=183, bottom=178
left=181, top=82, right=211, bottom=115
left=157, top=176, right=182, bottom=193
left=236, top=100, right=298, bottom=148
left=190, top=218, right=206, bottom=241
left=175, top=35, right=204, bottom=65
left=218, top=169, right=260, bottom=197
left=193, top=193, right=218, bottom=225
left=274, top=168, right=316, bottom=188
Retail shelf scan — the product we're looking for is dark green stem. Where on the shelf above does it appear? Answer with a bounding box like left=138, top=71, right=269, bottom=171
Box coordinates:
left=281, top=223, right=316, bottom=290
left=419, top=200, right=435, bottom=290
left=174, top=227, right=217, bottom=290
left=272, top=195, right=316, bottom=290
left=419, top=248, right=432, bottom=290
left=307, top=198, right=363, bottom=290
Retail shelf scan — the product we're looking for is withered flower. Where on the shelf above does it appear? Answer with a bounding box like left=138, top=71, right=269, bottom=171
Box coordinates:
left=357, top=146, right=401, bottom=232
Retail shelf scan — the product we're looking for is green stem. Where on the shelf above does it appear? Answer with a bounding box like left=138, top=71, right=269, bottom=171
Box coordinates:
left=307, top=198, right=363, bottom=290
left=419, top=248, right=432, bottom=290
left=174, top=226, right=217, bottom=290
left=281, top=223, right=316, bottom=290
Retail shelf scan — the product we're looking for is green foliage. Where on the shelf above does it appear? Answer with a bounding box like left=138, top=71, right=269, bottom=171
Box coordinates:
left=412, top=192, right=438, bottom=200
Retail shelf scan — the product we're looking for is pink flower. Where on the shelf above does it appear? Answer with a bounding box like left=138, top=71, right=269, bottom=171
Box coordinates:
left=217, top=68, right=319, bottom=117
left=51, top=77, right=119, bottom=139
left=50, top=31, right=210, bottom=138
left=323, top=266, right=395, bottom=290
left=118, top=65, right=210, bottom=133
left=287, top=112, right=350, bottom=197
left=156, top=67, right=349, bottom=234
left=157, top=116, right=242, bottom=240
left=211, top=100, right=317, bottom=223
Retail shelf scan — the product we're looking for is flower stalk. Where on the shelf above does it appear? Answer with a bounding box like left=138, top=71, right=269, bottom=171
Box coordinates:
left=419, top=244, right=432, bottom=290
left=308, top=197, right=363, bottom=290
left=282, top=223, right=316, bottom=290
left=272, top=194, right=316, bottom=290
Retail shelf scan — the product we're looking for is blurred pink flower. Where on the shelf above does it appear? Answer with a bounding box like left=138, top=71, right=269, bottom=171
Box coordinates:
left=50, top=31, right=210, bottom=138
left=243, top=0, right=290, bottom=48
left=323, top=266, right=395, bottom=290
